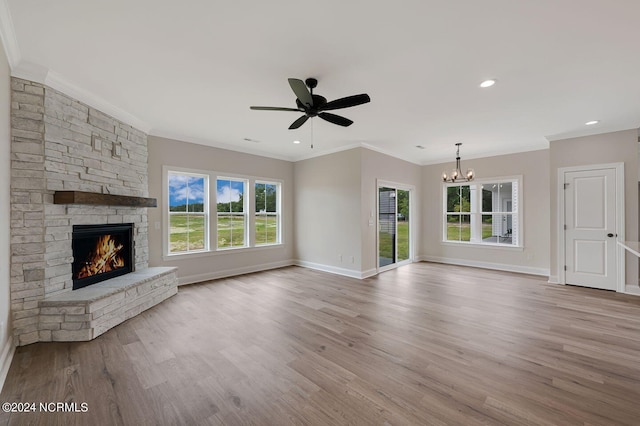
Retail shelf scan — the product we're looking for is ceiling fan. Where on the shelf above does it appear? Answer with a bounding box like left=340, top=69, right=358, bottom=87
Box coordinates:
left=250, top=78, right=370, bottom=129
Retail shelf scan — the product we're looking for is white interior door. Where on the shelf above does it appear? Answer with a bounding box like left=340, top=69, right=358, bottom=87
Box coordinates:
left=565, top=168, right=617, bottom=290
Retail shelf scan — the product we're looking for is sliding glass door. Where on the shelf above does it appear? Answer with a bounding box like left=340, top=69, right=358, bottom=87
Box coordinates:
left=378, top=183, right=411, bottom=270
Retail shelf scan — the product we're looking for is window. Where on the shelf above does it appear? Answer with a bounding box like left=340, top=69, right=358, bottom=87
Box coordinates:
left=164, top=167, right=283, bottom=256
left=168, top=172, right=208, bottom=253
left=444, top=178, right=520, bottom=246
left=255, top=182, right=280, bottom=245
left=216, top=178, right=247, bottom=249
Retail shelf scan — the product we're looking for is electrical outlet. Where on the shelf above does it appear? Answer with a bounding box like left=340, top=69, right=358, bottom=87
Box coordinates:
left=527, top=253, right=534, bottom=260
left=339, top=254, right=343, bottom=262
left=154, top=221, right=160, bottom=230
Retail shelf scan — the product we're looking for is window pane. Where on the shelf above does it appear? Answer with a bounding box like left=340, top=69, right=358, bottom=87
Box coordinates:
left=397, top=189, right=410, bottom=261
left=459, top=186, right=471, bottom=212
left=231, top=181, right=244, bottom=213
left=482, top=185, right=493, bottom=213
left=168, top=172, right=208, bottom=254
left=217, top=179, right=244, bottom=212
left=255, top=182, right=279, bottom=246
left=187, top=177, right=205, bottom=212
left=169, top=214, right=205, bottom=253
left=446, top=187, right=459, bottom=213
left=481, top=214, right=493, bottom=240
left=218, top=214, right=245, bottom=248
left=255, top=183, right=277, bottom=213
left=447, top=186, right=470, bottom=213
left=255, top=214, right=277, bottom=245
left=265, top=184, right=277, bottom=213
left=481, top=214, right=515, bottom=244
left=446, top=214, right=470, bottom=241
left=169, top=174, right=188, bottom=212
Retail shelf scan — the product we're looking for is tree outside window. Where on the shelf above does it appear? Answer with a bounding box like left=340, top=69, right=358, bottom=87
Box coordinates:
left=217, top=179, right=247, bottom=248
left=255, top=182, right=279, bottom=245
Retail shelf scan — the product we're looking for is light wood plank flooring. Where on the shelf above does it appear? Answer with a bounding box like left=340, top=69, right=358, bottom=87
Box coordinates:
left=2, top=263, right=640, bottom=425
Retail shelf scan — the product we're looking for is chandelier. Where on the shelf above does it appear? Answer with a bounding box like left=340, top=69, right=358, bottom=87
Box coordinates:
left=442, top=143, right=474, bottom=183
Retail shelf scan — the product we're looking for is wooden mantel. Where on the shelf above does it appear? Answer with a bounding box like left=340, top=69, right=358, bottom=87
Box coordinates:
left=53, top=191, right=157, bottom=207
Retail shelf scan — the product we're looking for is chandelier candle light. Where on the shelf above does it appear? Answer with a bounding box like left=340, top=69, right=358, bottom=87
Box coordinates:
left=442, top=143, right=474, bottom=183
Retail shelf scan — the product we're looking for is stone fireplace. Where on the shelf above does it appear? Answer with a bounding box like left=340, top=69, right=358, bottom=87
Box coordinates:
left=10, top=78, right=177, bottom=346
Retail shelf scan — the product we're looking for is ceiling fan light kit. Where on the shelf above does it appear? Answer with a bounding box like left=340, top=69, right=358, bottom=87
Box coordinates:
left=442, top=143, right=474, bottom=183
left=250, top=77, right=370, bottom=130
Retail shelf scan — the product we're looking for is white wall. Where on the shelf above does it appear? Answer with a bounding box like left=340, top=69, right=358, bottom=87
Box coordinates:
left=360, top=148, right=422, bottom=274
left=421, top=149, right=551, bottom=275
left=549, top=129, right=638, bottom=285
left=147, top=136, right=295, bottom=284
left=293, top=148, right=363, bottom=276
left=0, top=40, right=13, bottom=389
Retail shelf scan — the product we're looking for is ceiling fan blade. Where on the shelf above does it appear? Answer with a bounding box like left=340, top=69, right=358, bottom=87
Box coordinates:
left=288, top=115, right=309, bottom=130
left=288, top=78, right=313, bottom=108
left=250, top=106, right=302, bottom=111
left=318, top=112, right=353, bottom=127
left=320, top=94, right=370, bottom=111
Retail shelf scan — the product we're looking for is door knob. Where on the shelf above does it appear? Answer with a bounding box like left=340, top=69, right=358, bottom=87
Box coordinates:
left=607, top=233, right=617, bottom=237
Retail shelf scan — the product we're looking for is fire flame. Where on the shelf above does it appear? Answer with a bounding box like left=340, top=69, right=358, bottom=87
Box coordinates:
left=77, top=235, right=125, bottom=279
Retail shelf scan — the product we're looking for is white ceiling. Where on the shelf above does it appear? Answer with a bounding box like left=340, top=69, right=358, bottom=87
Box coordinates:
left=2, top=0, right=640, bottom=164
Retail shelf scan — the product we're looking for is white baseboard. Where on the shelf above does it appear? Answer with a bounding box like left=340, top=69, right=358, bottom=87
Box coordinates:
left=418, top=255, right=550, bottom=277
left=624, top=285, right=640, bottom=296
left=294, top=260, right=376, bottom=280
left=0, top=336, right=15, bottom=393
left=548, top=275, right=559, bottom=284
left=178, top=260, right=295, bottom=285
left=361, top=268, right=378, bottom=279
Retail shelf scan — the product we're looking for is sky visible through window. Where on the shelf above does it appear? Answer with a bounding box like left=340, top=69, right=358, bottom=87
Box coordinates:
left=216, top=180, right=243, bottom=205
left=169, top=174, right=205, bottom=210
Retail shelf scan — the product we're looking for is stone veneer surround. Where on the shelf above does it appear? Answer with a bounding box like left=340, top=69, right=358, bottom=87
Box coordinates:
left=10, top=77, right=175, bottom=346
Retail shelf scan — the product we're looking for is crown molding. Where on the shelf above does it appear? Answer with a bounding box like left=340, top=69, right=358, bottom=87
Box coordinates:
left=10, top=62, right=152, bottom=134
left=44, top=70, right=152, bottom=133
left=11, top=60, right=47, bottom=82
left=360, top=142, right=422, bottom=165
left=292, top=142, right=363, bottom=162
left=0, top=0, right=20, bottom=67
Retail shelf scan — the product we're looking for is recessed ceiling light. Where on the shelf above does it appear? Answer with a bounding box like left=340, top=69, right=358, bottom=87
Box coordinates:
left=293, top=140, right=301, bottom=144
left=585, top=120, right=600, bottom=125
left=480, top=79, right=496, bottom=88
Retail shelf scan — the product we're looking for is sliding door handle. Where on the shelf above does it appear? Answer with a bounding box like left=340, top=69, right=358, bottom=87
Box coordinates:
left=607, top=233, right=617, bottom=238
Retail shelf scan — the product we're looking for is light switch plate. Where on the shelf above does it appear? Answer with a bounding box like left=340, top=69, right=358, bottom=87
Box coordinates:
left=112, top=142, right=122, bottom=158
left=92, top=135, right=101, bottom=151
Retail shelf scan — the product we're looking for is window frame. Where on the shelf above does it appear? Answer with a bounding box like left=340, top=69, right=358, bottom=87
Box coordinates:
left=254, top=180, right=281, bottom=246
left=442, top=176, right=523, bottom=249
left=166, top=169, right=210, bottom=255
left=162, top=166, right=284, bottom=259
left=216, top=177, right=249, bottom=250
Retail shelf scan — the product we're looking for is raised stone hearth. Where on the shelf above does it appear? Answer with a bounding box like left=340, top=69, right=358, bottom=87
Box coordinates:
left=10, top=77, right=175, bottom=346
left=39, top=267, right=177, bottom=341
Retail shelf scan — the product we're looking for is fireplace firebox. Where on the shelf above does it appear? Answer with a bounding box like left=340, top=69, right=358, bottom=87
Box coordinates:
left=72, top=223, right=134, bottom=290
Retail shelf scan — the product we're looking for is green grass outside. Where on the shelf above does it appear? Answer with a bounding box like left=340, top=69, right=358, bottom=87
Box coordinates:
left=217, top=215, right=246, bottom=248
left=255, top=215, right=278, bottom=245
left=446, top=223, right=493, bottom=241
left=170, top=214, right=205, bottom=252
left=379, top=221, right=409, bottom=262
left=169, top=214, right=278, bottom=252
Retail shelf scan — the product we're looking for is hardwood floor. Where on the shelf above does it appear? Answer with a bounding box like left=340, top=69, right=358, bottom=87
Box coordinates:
left=2, top=262, right=640, bottom=425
